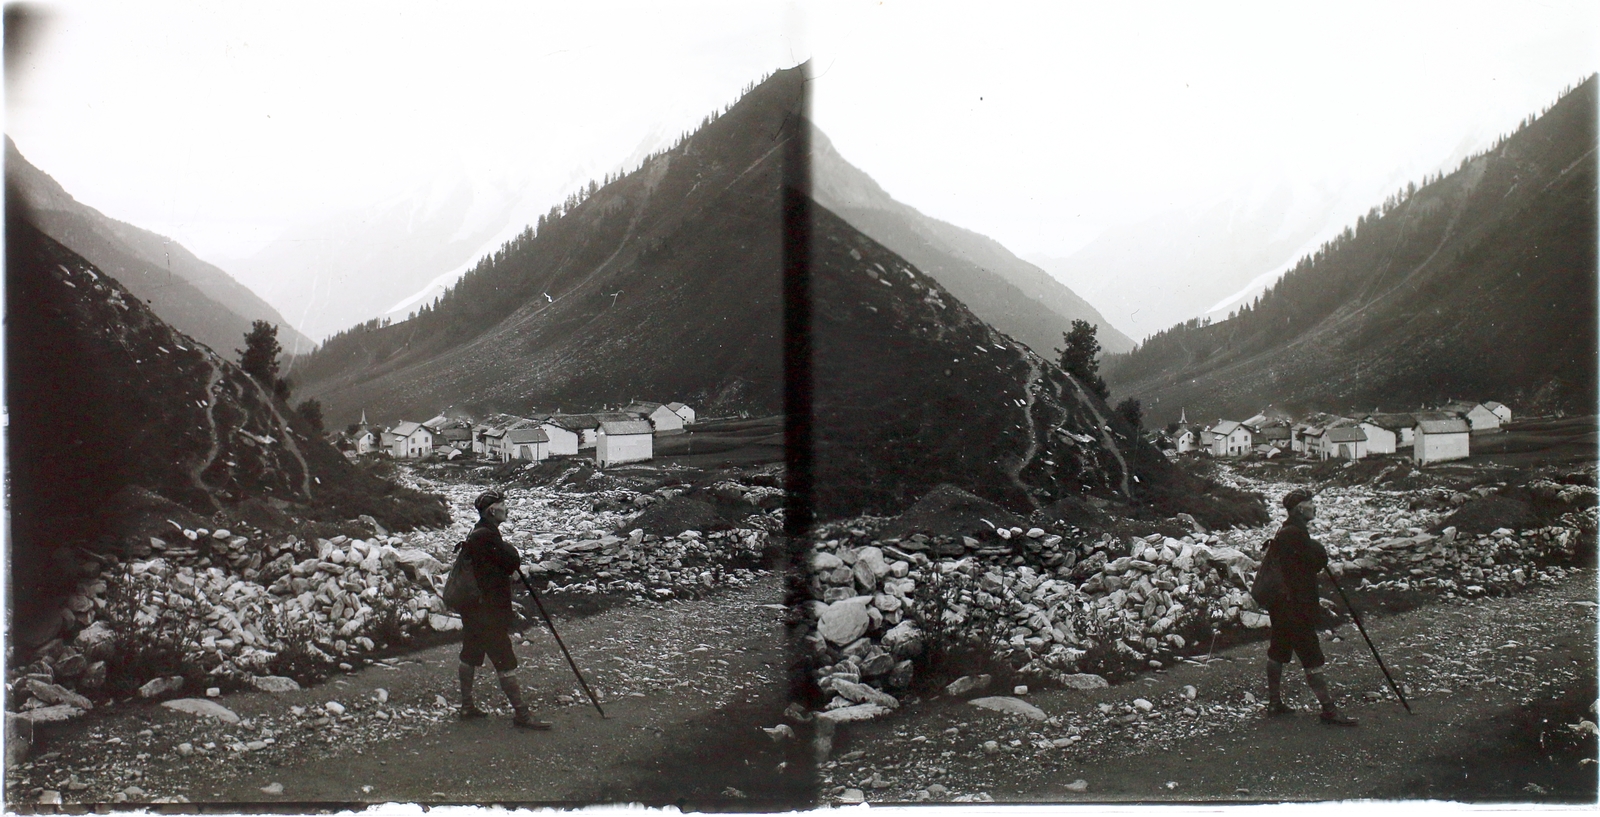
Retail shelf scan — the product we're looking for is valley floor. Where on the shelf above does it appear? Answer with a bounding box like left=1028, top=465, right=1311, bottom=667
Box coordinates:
left=9, top=573, right=812, bottom=808
left=817, top=568, right=1598, bottom=804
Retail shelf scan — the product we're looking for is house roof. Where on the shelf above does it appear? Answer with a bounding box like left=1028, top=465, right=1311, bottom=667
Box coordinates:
left=599, top=419, right=654, bottom=436
left=1483, top=401, right=1507, bottom=412
left=547, top=413, right=600, bottom=430
left=440, top=428, right=473, bottom=441
left=1210, top=420, right=1243, bottom=435
left=623, top=402, right=663, bottom=414
left=392, top=421, right=426, bottom=437
left=664, top=402, right=687, bottom=411
left=506, top=428, right=549, bottom=445
left=1440, top=401, right=1485, bottom=415
left=1325, top=427, right=1367, bottom=443
left=1412, top=411, right=1459, bottom=423
left=596, top=411, right=641, bottom=423
left=1417, top=418, right=1471, bottom=434
left=1363, top=413, right=1418, bottom=429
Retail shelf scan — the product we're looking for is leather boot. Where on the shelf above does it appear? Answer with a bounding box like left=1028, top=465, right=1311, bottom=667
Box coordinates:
left=1306, top=669, right=1357, bottom=726
left=499, top=672, right=551, bottom=730
left=1266, top=659, right=1297, bottom=715
left=458, top=662, right=486, bottom=719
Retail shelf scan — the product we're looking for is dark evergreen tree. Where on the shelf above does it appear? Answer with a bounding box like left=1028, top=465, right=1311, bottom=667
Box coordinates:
left=236, top=320, right=282, bottom=385
left=1056, top=319, right=1109, bottom=401
left=295, top=398, right=325, bottom=432
left=1115, top=397, right=1142, bottom=431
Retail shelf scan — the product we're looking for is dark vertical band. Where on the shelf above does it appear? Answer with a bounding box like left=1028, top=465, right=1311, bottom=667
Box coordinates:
left=782, top=64, right=814, bottom=541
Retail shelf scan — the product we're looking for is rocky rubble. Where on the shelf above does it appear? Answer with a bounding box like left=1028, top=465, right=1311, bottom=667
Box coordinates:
left=5, top=466, right=784, bottom=766
left=799, top=467, right=1597, bottom=720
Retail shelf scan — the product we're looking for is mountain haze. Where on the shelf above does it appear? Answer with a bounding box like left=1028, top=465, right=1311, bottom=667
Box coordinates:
left=1103, top=77, right=1598, bottom=425
left=219, top=175, right=527, bottom=343
left=293, top=69, right=805, bottom=425
left=811, top=128, right=1133, bottom=356
left=5, top=138, right=314, bottom=355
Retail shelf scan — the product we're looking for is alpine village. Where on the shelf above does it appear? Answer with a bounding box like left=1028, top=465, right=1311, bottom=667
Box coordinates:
left=5, top=46, right=1597, bottom=811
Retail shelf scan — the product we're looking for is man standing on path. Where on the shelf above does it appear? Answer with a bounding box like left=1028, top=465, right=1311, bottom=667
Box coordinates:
left=1265, top=488, right=1358, bottom=726
left=458, top=489, right=552, bottom=730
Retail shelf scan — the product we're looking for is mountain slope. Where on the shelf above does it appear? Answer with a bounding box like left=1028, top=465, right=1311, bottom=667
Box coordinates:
left=808, top=198, right=1149, bottom=519
left=811, top=128, right=1133, bottom=356
left=6, top=209, right=446, bottom=635
left=293, top=69, right=804, bottom=425
left=5, top=137, right=315, bottom=355
left=1103, top=77, right=1598, bottom=425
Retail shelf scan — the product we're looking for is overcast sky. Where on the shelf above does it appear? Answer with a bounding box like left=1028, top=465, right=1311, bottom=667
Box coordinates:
left=6, top=0, right=803, bottom=261
left=807, top=1, right=1600, bottom=259
left=9, top=1, right=1598, bottom=328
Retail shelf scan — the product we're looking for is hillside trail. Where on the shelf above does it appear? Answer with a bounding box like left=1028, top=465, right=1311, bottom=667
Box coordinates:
left=818, top=569, right=1597, bottom=804
left=16, top=574, right=812, bottom=809
left=187, top=357, right=226, bottom=507
left=1004, top=348, right=1043, bottom=510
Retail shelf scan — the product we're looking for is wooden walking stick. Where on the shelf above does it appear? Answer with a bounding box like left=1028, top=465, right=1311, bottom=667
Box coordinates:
left=1324, top=567, right=1411, bottom=714
left=518, top=571, right=607, bottom=719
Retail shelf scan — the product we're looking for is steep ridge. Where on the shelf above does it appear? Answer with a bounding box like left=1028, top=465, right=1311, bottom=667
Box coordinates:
left=808, top=201, right=1148, bottom=520
left=1104, top=77, right=1598, bottom=424
left=293, top=68, right=805, bottom=425
left=5, top=138, right=315, bottom=355
left=5, top=210, right=446, bottom=638
left=811, top=128, right=1134, bottom=356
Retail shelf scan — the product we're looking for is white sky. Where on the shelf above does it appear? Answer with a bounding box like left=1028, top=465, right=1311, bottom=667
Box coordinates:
left=6, top=0, right=805, bottom=260
left=8, top=1, right=1598, bottom=326
left=807, top=0, right=1600, bottom=259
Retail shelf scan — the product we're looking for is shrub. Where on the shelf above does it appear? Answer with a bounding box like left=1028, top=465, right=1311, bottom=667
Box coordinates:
left=98, top=572, right=208, bottom=697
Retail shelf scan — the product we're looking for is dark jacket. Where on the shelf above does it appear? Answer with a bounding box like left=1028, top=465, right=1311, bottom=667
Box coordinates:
left=461, top=516, right=520, bottom=628
left=1265, top=516, right=1328, bottom=624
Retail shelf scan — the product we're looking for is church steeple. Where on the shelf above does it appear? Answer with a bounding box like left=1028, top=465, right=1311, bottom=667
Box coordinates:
left=1178, top=406, right=1188, bottom=425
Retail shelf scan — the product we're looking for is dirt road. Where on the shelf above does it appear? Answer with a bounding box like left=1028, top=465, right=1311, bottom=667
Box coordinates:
left=817, top=569, right=1598, bottom=804
left=12, top=574, right=814, bottom=809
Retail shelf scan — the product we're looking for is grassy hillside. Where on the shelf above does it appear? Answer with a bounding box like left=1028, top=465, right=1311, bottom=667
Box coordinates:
left=1105, top=77, right=1598, bottom=424
left=292, top=69, right=807, bottom=425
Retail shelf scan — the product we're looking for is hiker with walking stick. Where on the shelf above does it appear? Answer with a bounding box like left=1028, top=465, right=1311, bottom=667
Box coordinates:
left=1258, top=488, right=1358, bottom=726
left=454, top=489, right=553, bottom=730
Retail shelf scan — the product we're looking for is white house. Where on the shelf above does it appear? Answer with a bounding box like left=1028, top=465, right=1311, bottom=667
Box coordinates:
left=539, top=419, right=582, bottom=457
left=624, top=402, right=685, bottom=435
left=596, top=419, right=654, bottom=466
left=1320, top=426, right=1368, bottom=460
left=1484, top=401, right=1512, bottom=424
left=551, top=414, right=603, bottom=449
left=504, top=428, right=549, bottom=462
left=1442, top=401, right=1501, bottom=433
left=348, top=427, right=380, bottom=455
left=665, top=401, right=695, bottom=425
left=1362, top=413, right=1418, bottom=450
left=1203, top=420, right=1253, bottom=457
left=1357, top=421, right=1397, bottom=455
left=389, top=421, right=434, bottom=459
left=1414, top=417, right=1471, bottom=464
left=1172, top=425, right=1199, bottom=454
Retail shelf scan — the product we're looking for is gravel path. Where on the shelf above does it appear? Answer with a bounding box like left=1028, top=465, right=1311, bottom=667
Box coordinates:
left=816, top=568, right=1597, bottom=803
left=11, top=573, right=810, bottom=807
